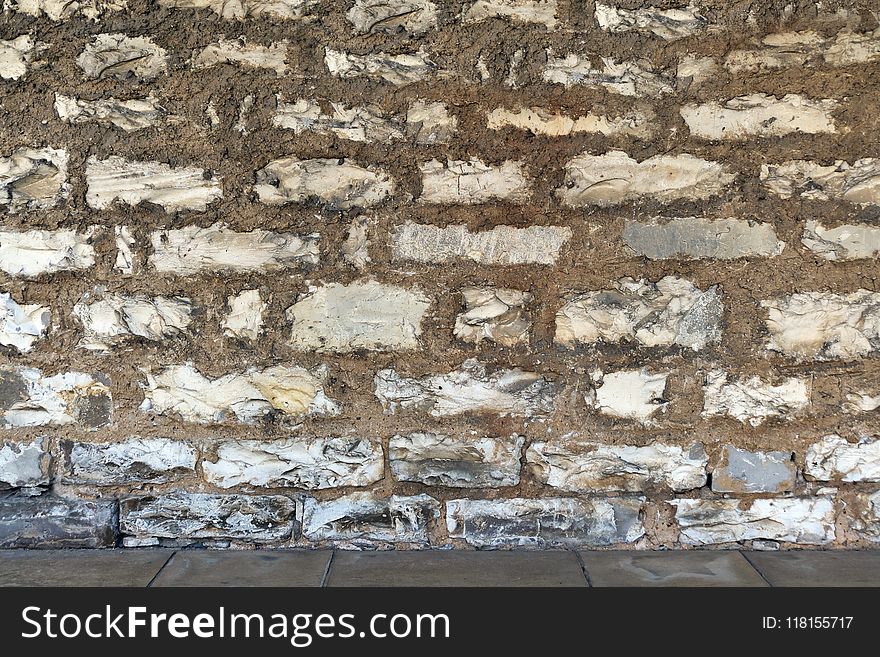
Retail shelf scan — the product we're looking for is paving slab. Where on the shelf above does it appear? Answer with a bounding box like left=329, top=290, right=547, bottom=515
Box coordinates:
left=580, top=551, right=768, bottom=587
left=327, top=550, right=586, bottom=587
left=744, top=551, right=880, bottom=587
left=151, top=550, right=332, bottom=587
left=0, top=549, right=171, bottom=587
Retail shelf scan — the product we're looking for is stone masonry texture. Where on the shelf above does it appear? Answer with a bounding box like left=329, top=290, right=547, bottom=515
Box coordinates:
left=2, top=0, right=880, bottom=550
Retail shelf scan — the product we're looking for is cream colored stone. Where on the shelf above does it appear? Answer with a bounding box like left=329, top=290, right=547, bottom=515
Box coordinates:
left=702, top=370, right=810, bottom=426
left=55, top=94, right=168, bottom=132
left=487, top=106, right=651, bottom=137
left=193, top=39, right=288, bottom=74
left=761, top=158, right=880, bottom=206
left=223, top=289, right=264, bottom=341
left=464, top=0, right=557, bottom=28
left=681, top=94, right=838, bottom=139
left=589, top=369, right=669, bottom=423
left=805, top=435, right=880, bottom=482
left=255, top=157, right=393, bottom=208
left=347, top=0, right=438, bottom=34
left=543, top=53, right=673, bottom=96
left=273, top=99, right=404, bottom=143
left=0, top=228, right=95, bottom=278
left=325, top=47, right=440, bottom=85
left=0, top=293, right=49, bottom=353
left=0, top=148, right=69, bottom=212
left=454, top=287, right=532, bottom=346
left=419, top=158, right=530, bottom=204
left=77, top=34, right=168, bottom=80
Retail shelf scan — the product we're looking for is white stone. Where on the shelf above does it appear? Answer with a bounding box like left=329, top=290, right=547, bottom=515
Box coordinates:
left=203, top=437, right=383, bottom=489
left=406, top=100, right=457, bottom=144
left=673, top=498, right=836, bottom=545
left=622, top=217, right=785, bottom=259
left=557, top=150, right=733, bottom=206
left=725, top=29, right=880, bottom=72
left=555, top=276, right=722, bottom=350
left=65, top=436, right=197, bottom=485
left=0, top=438, right=48, bottom=489
left=464, top=0, right=557, bottom=28
left=802, top=219, right=880, bottom=260
left=4, top=0, right=127, bottom=20
left=454, top=287, right=532, bottom=346
left=73, top=292, right=193, bottom=352
left=342, top=217, right=370, bottom=269
left=375, top=359, right=556, bottom=417
left=762, top=291, right=880, bottom=361
left=0, top=147, right=69, bottom=211
left=0, top=293, right=49, bottom=353
left=273, top=99, right=404, bottom=143
left=392, top=222, right=570, bottom=265
left=77, top=33, right=169, bottom=80
left=85, top=155, right=222, bottom=211
left=223, top=289, right=264, bottom=341
left=325, top=47, right=440, bottom=85
left=446, top=497, right=645, bottom=547
left=140, top=363, right=338, bottom=424
left=302, top=493, right=440, bottom=544
left=676, top=54, right=717, bottom=88
left=528, top=440, right=707, bottom=492
left=761, top=158, right=880, bottom=206
left=0, top=367, right=111, bottom=429
left=193, top=39, right=288, bottom=74
left=419, top=158, right=530, bottom=204
left=158, top=0, right=317, bottom=19
left=346, top=0, right=439, bottom=34
left=0, top=36, right=44, bottom=80
left=0, top=228, right=95, bottom=278
left=805, top=435, right=880, bottom=482
left=150, top=223, right=319, bottom=275
left=286, top=280, right=430, bottom=352
left=844, top=392, right=880, bottom=413
left=487, top=106, right=652, bottom=137
left=543, top=53, right=673, bottom=97
left=589, top=369, right=668, bottom=423
left=114, top=226, right=136, bottom=275
left=55, top=94, right=168, bottom=132
left=255, top=156, right=393, bottom=208
left=595, top=2, right=708, bottom=40
left=681, top=94, right=838, bottom=140
left=702, top=370, right=810, bottom=426
left=389, top=433, right=524, bottom=487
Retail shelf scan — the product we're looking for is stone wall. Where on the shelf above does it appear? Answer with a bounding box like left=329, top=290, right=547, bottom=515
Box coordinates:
left=2, top=0, right=880, bottom=549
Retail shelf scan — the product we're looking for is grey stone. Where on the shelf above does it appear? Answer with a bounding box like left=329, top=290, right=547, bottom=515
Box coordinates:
left=302, top=493, right=440, bottom=544
left=446, top=497, right=644, bottom=547
left=581, top=551, right=768, bottom=587
left=712, top=445, right=796, bottom=493
left=120, top=493, right=296, bottom=544
left=63, top=437, right=197, bottom=486
left=389, top=433, right=524, bottom=487
left=623, top=217, right=784, bottom=259
left=0, top=494, right=116, bottom=548
left=0, top=437, right=50, bottom=490
left=745, top=551, right=880, bottom=587
left=328, top=550, right=586, bottom=587
left=0, top=549, right=171, bottom=587
left=152, top=550, right=331, bottom=587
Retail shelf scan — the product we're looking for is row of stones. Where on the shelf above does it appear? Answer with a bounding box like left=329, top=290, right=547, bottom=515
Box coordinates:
left=2, top=487, right=878, bottom=548
left=0, top=355, right=871, bottom=428
left=3, top=434, right=879, bottom=493
left=7, top=147, right=879, bottom=214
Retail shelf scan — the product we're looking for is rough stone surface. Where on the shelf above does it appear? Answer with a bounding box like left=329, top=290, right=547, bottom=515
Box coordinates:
left=595, top=2, right=708, bottom=40
left=389, top=432, right=523, bottom=487
left=702, top=370, right=811, bottom=426
left=203, top=437, right=383, bottom=489
left=302, top=493, right=440, bottom=543
left=446, top=497, right=645, bottom=547
left=63, top=436, right=197, bottom=486
left=589, top=369, right=669, bottom=423
left=0, top=36, right=44, bottom=80
left=419, top=158, right=530, bottom=204
left=0, top=438, right=49, bottom=490
left=223, top=289, right=264, bottom=341
left=0, top=495, right=116, bottom=548
left=193, top=39, right=288, bottom=74
left=0, top=366, right=111, bottom=429
left=851, top=491, right=880, bottom=542
left=0, top=292, right=50, bottom=353
left=158, top=0, right=318, bottom=20
left=286, top=280, right=430, bottom=352
left=725, top=29, right=880, bottom=72
left=0, top=147, right=68, bottom=211
left=557, top=151, right=733, bottom=206
left=120, top=492, right=296, bottom=544
left=711, top=445, right=796, bottom=493
left=325, top=47, right=440, bottom=85
left=673, top=498, right=836, bottom=545
left=9, top=0, right=126, bottom=21
left=555, top=276, right=721, bottom=350
left=406, top=100, right=456, bottom=144
left=622, top=217, right=784, bottom=260
left=527, top=440, right=707, bottom=492
left=543, top=54, right=673, bottom=97
left=274, top=99, right=404, bottom=143
left=805, top=435, right=880, bottom=482
left=487, top=106, right=651, bottom=137
left=77, top=33, right=169, bottom=80
left=347, top=0, right=439, bottom=35
left=454, top=287, right=532, bottom=346
left=55, top=94, right=169, bottom=133
left=391, top=222, right=570, bottom=265
left=681, top=94, right=838, bottom=139
left=375, top=359, right=556, bottom=417
left=0, top=228, right=95, bottom=278
left=803, top=220, right=880, bottom=260
left=761, top=159, right=880, bottom=206
left=762, top=291, right=880, bottom=361
left=140, top=363, right=338, bottom=424
left=464, top=0, right=557, bottom=28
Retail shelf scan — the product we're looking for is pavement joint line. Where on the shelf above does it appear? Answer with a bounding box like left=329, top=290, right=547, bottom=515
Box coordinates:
left=739, top=551, right=774, bottom=588
left=573, top=550, right=592, bottom=587
left=320, top=550, right=336, bottom=588
left=146, top=550, right=178, bottom=588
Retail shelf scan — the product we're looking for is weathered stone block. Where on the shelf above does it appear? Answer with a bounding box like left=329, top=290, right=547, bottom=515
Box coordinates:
left=325, top=47, right=440, bottom=85
left=255, top=157, right=393, bottom=208
left=194, top=39, right=288, bottom=74
left=803, top=220, right=880, bottom=260
left=805, top=435, right=880, bottom=482
left=0, top=36, right=45, bottom=80
left=0, top=228, right=95, bottom=278
left=273, top=99, right=404, bottom=143
left=0, top=292, right=50, bottom=353
left=543, top=54, right=673, bottom=96
left=302, top=493, right=440, bottom=543
left=0, top=438, right=50, bottom=490
left=347, top=0, right=439, bottom=34
left=63, top=437, right=197, bottom=486
left=454, top=287, right=532, bottom=346
left=223, top=289, right=264, bottom=341
left=159, top=0, right=317, bottom=19
left=77, top=33, right=168, bottom=80
left=0, top=494, right=116, bottom=548
left=0, top=367, right=111, bottom=429
left=681, top=94, right=837, bottom=139
left=419, top=158, right=530, bottom=204
left=589, top=369, right=668, bottom=423
left=711, top=445, right=796, bottom=493
left=464, top=0, right=557, bottom=28
left=55, top=93, right=168, bottom=132
left=487, top=106, right=651, bottom=137
left=622, top=217, right=784, bottom=259
left=702, top=370, right=810, bottom=426
left=595, top=2, right=708, bottom=40
left=761, top=158, right=880, bottom=206
left=0, top=147, right=68, bottom=212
